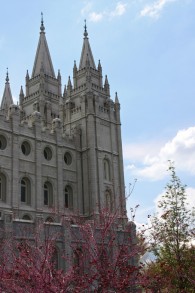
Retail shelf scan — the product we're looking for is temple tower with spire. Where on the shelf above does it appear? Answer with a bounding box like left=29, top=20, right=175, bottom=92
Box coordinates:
left=0, top=17, right=127, bottom=226
left=63, top=21, right=126, bottom=217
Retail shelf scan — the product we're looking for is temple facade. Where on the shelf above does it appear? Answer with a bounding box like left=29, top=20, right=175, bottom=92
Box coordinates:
left=0, top=17, right=131, bottom=269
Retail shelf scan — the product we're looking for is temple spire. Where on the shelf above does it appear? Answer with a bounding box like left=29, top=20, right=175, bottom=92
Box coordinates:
left=115, top=92, right=119, bottom=104
left=84, top=19, right=88, bottom=38
left=31, top=13, right=55, bottom=78
left=1, top=69, right=13, bottom=110
left=79, top=20, right=96, bottom=70
left=40, top=12, right=45, bottom=32
left=5, top=68, right=9, bottom=82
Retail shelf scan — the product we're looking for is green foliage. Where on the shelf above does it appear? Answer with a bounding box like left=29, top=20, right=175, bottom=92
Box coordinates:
left=144, top=163, right=195, bottom=292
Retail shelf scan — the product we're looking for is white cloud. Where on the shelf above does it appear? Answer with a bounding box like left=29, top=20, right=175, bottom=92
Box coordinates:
left=125, top=126, right=195, bottom=181
left=81, top=2, right=92, bottom=16
left=123, top=141, right=162, bottom=161
left=140, top=0, right=177, bottom=19
left=89, top=12, right=104, bottom=22
left=81, top=2, right=127, bottom=23
left=110, top=2, right=127, bottom=17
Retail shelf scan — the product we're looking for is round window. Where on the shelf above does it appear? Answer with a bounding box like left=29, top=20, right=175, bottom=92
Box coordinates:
left=44, top=147, right=52, bottom=161
left=21, top=141, right=31, bottom=156
left=64, top=152, right=72, bottom=165
left=0, top=135, right=7, bottom=150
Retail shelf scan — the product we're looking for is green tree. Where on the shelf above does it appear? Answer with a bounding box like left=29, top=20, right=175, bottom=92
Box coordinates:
left=143, top=163, right=195, bottom=293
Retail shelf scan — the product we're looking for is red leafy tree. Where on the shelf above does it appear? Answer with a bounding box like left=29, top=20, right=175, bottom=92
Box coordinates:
left=0, top=209, right=143, bottom=292
left=69, top=209, right=143, bottom=292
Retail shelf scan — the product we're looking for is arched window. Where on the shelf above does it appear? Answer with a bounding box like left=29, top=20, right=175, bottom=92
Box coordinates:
left=103, top=159, right=110, bottom=181
left=0, top=173, right=6, bottom=202
left=45, top=216, right=54, bottom=223
left=21, top=177, right=31, bottom=205
left=105, top=190, right=112, bottom=212
left=44, top=181, right=53, bottom=207
left=65, top=185, right=73, bottom=209
left=22, top=214, right=31, bottom=221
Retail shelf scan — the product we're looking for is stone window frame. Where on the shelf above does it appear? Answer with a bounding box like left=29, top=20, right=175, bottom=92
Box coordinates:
left=0, top=172, right=6, bottom=202
left=21, top=140, right=31, bottom=156
left=0, top=134, right=7, bottom=150
left=20, top=177, right=31, bottom=205
left=43, top=146, right=53, bottom=161
left=43, top=181, right=53, bottom=207
left=64, top=185, right=73, bottom=209
left=22, top=214, right=32, bottom=221
left=103, top=158, right=111, bottom=181
left=64, top=151, right=72, bottom=166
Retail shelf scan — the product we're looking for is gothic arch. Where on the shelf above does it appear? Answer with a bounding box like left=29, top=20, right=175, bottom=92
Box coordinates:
left=103, top=157, right=110, bottom=181
left=43, top=181, right=53, bottom=207
left=20, top=177, right=31, bottom=205
left=22, top=214, right=32, bottom=221
left=64, top=184, right=73, bottom=209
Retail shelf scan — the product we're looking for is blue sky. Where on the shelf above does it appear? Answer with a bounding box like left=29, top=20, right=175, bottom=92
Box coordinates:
left=0, top=0, right=195, bottom=223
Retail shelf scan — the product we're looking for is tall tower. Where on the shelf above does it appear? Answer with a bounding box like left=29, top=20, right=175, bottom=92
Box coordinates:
left=63, top=22, right=126, bottom=218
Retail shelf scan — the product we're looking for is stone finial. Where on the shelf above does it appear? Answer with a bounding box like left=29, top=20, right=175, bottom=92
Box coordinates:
left=57, top=69, right=61, bottom=80
left=26, top=70, right=29, bottom=80
left=115, top=92, right=119, bottom=104
left=104, top=75, right=110, bottom=96
left=6, top=68, right=9, bottom=83
left=84, top=19, right=88, bottom=38
left=40, top=12, right=45, bottom=32
left=73, top=60, right=77, bottom=71
left=98, top=60, right=102, bottom=71
left=20, top=86, right=24, bottom=96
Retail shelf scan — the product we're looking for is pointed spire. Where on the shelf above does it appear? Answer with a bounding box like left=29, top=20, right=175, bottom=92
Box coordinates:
left=79, top=20, right=96, bottom=70
left=26, top=70, right=29, bottom=80
left=73, top=60, right=77, bottom=72
left=1, top=69, right=13, bottom=110
left=20, top=86, right=24, bottom=96
left=105, top=75, right=109, bottom=85
left=67, top=76, right=72, bottom=87
left=57, top=69, right=61, bottom=80
left=5, top=68, right=9, bottom=82
left=19, top=86, right=24, bottom=105
left=104, top=75, right=110, bottom=96
left=40, top=12, right=45, bottom=32
left=98, top=60, right=102, bottom=71
left=31, top=13, right=55, bottom=78
left=67, top=76, right=72, bottom=93
left=115, top=92, right=119, bottom=104
left=63, top=85, right=67, bottom=98
left=84, top=19, right=88, bottom=38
